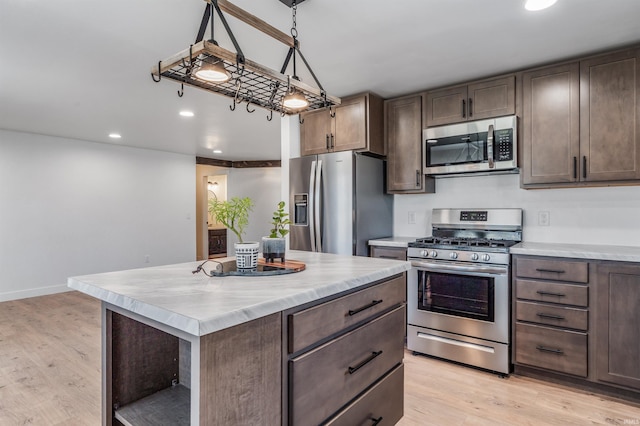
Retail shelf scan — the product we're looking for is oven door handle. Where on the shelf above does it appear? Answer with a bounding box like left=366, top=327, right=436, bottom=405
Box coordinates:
left=410, top=260, right=508, bottom=276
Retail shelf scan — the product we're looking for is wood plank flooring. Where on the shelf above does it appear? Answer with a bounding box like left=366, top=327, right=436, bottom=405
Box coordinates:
left=1, top=291, right=639, bottom=425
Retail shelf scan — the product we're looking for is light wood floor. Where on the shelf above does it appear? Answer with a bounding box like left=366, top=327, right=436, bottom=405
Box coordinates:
left=1, top=292, right=639, bottom=425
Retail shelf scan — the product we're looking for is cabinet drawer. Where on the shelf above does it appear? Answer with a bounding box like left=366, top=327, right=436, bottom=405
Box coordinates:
left=370, top=246, right=407, bottom=260
left=515, top=257, right=588, bottom=283
left=324, top=363, right=404, bottom=426
left=516, top=301, right=588, bottom=331
left=515, top=323, right=587, bottom=377
left=288, top=275, right=406, bottom=353
left=515, top=279, right=588, bottom=307
left=290, top=306, right=405, bottom=426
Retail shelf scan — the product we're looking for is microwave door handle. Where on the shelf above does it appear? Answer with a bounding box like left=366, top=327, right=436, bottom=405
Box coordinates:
left=309, top=160, right=317, bottom=252
left=487, top=124, right=495, bottom=169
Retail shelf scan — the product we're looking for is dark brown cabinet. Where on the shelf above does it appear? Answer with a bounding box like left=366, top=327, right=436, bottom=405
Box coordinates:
left=512, top=256, right=590, bottom=378
left=385, top=94, right=435, bottom=194
left=370, top=245, right=407, bottom=261
left=595, top=262, right=640, bottom=391
left=424, top=75, right=515, bottom=127
left=522, top=47, right=640, bottom=188
left=208, top=228, right=227, bottom=257
left=300, top=92, right=384, bottom=157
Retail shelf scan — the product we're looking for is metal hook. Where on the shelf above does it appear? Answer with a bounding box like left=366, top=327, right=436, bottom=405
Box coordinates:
left=266, top=110, right=273, bottom=121
left=177, top=83, right=184, bottom=97
left=230, top=79, right=242, bottom=111
left=299, top=115, right=305, bottom=125
left=245, top=90, right=255, bottom=113
left=151, top=61, right=162, bottom=82
left=329, top=105, right=335, bottom=118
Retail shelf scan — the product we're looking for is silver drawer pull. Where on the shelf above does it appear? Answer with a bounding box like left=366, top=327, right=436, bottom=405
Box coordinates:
left=348, top=300, right=383, bottom=316
left=536, top=268, right=566, bottom=274
left=348, top=350, right=383, bottom=374
left=536, top=345, right=564, bottom=355
left=536, top=312, right=566, bottom=320
left=536, top=290, right=566, bottom=297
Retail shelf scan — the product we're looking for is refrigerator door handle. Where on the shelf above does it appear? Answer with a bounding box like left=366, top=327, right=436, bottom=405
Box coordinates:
left=315, top=159, right=323, bottom=252
left=308, top=160, right=317, bottom=252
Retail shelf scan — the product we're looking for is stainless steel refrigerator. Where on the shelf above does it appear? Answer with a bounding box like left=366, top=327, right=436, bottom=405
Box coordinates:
left=289, top=151, right=393, bottom=256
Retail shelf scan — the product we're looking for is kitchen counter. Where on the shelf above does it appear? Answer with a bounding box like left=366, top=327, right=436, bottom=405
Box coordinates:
left=368, top=236, right=416, bottom=248
left=510, top=242, right=640, bottom=262
left=68, top=250, right=410, bottom=336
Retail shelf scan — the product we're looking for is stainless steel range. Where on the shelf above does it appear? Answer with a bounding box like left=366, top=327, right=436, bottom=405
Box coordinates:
left=407, top=208, right=522, bottom=375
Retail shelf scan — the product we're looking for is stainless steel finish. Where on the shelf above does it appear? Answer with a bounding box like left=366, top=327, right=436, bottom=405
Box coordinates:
left=487, top=123, right=495, bottom=169
left=289, top=152, right=392, bottom=256
left=407, top=325, right=510, bottom=374
left=431, top=208, right=523, bottom=231
left=409, top=259, right=509, bottom=276
left=309, top=160, right=317, bottom=252
left=407, top=247, right=511, bottom=264
left=422, top=115, right=517, bottom=176
left=314, top=159, right=323, bottom=252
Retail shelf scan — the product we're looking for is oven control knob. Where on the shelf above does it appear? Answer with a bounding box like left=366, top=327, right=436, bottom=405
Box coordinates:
left=430, top=251, right=438, bottom=258
left=482, top=254, right=491, bottom=262
left=449, top=252, right=458, bottom=260
left=420, top=250, right=428, bottom=257
left=471, top=253, right=479, bottom=261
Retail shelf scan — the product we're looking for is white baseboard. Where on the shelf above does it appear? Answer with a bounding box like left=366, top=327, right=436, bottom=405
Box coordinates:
left=0, top=284, right=71, bottom=302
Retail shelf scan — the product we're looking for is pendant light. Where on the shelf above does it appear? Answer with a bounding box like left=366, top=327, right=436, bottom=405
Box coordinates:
left=524, top=0, right=557, bottom=11
left=281, top=2, right=309, bottom=112
left=194, top=57, right=231, bottom=82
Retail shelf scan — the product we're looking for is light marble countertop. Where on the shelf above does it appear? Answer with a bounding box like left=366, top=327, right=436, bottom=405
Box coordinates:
left=68, top=250, right=410, bottom=337
left=511, top=242, right=640, bottom=262
left=368, top=236, right=417, bottom=248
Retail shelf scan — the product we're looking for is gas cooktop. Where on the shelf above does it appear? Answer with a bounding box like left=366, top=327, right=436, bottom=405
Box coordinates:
left=409, top=236, right=519, bottom=253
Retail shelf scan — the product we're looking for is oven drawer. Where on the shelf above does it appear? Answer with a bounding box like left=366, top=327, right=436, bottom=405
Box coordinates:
left=289, top=306, right=405, bottom=426
left=516, top=301, right=588, bottom=331
left=515, top=323, right=587, bottom=377
left=370, top=246, right=407, bottom=260
left=324, top=364, right=404, bottom=426
left=288, top=275, right=405, bottom=353
left=515, top=279, right=588, bottom=307
left=515, top=257, right=588, bottom=283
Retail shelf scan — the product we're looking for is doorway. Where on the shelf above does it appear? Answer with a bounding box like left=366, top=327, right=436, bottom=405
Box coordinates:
left=206, top=175, right=228, bottom=259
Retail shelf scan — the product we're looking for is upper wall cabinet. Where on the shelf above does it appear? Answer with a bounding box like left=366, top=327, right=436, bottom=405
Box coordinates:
left=385, top=94, right=435, bottom=194
left=522, top=47, right=640, bottom=188
left=300, top=92, right=384, bottom=157
left=424, top=76, right=516, bottom=127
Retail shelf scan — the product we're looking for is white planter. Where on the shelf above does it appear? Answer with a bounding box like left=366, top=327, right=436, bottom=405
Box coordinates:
left=234, top=241, right=259, bottom=270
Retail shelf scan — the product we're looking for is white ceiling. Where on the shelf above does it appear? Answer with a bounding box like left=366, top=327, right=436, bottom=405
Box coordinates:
left=2, top=0, right=640, bottom=161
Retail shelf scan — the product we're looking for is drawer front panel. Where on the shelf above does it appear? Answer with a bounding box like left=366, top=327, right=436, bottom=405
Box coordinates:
left=370, top=246, right=407, bottom=260
left=515, top=279, right=588, bottom=307
left=515, top=323, right=587, bottom=377
left=290, top=306, right=405, bottom=426
left=289, top=275, right=406, bottom=353
left=324, top=364, right=404, bottom=426
left=516, top=301, right=588, bottom=331
left=515, top=257, right=588, bottom=283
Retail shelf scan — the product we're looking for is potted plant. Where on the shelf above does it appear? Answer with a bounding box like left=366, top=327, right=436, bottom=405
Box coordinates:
left=208, top=197, right=257, bottom=269
left=262, top=201, right=291, bottom=263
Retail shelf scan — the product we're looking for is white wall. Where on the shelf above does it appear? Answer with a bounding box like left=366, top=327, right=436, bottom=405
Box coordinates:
left=226, top=167, right=282, bottom=252
left=0, top=129, right=196, bottom=301
left=394, top=173, right=640, bottom=245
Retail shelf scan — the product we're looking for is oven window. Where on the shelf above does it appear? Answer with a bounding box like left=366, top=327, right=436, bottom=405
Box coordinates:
left=417, top=270, right=494, bottom=322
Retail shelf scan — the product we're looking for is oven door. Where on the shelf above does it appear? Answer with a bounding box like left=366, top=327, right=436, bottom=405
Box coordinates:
left=407, top=259, right=509, bottom=344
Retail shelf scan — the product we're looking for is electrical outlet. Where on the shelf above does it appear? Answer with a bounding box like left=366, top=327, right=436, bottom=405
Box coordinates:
left=538, top=211, right=550, bottom=226
left=408, top=211, right=416, bottom=224
left=144, top=255, right=151, bottom=263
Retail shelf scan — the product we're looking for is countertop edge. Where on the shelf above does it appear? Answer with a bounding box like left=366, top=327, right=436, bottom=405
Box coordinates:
left=510, top=242, right=640, bottom=262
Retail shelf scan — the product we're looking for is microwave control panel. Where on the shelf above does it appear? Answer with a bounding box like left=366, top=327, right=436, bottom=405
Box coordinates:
left=494, top=128, right=514, bottom=161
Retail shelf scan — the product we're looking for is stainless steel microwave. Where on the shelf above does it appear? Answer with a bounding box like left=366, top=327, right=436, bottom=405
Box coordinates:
left=423, top=115, right=518, bottom=176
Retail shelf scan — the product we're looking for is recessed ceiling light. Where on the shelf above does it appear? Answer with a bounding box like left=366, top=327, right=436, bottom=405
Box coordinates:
left=109, top=133, right=122, bottom=139
left=525, top=0, right=557, bottom=11
left=213, top=149, right=222, bottom=154
left=179, top=110, right=194, bottom=117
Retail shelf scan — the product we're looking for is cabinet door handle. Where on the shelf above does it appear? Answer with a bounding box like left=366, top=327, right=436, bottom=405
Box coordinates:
left=370, top=416, right=384, bottom=426
left=416, top=170, right=421, bottom=187
left=536, top=290, right=566, bottom=297
left=330, top=133, right=335, bottom=149
left=348, top=299, right=383, bottom=316
left=536, top=345, right=564, bottom=355
left=583, top=156, right=587, bottom=179
left=379, top=255, right=400, bottom=259
left=325, top=134, right=330, bottom=150
left=468, top=97, right=473, bottom=117
left=573, top=156, right=577, bottom=179
left=535, top=268, right=565, bottom=274
left=537, top=312, right=566, bottom=320
left=462, top=99, right=466, bottom=118
left=348, top=350, right=383, bottom=374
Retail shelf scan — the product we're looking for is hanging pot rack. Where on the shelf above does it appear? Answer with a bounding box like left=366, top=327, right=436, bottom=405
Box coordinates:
left=151, top=0, right=340, bottom=117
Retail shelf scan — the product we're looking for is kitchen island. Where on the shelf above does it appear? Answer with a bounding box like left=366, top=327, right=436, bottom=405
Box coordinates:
left=68, top=250, right=410, bottom=426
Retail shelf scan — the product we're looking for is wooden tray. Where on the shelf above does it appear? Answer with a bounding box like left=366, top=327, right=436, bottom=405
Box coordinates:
left=208, top=257, right=306, bottom=277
